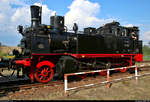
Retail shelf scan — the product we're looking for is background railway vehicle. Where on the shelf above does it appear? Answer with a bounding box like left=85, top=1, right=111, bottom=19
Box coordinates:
left=0, top=5, right=143, bottom=83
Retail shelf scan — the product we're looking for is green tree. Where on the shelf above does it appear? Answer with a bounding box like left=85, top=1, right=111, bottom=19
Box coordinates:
left=148, top=41, right=150, bottom=47
left=143, top=45, right=150, bottom=56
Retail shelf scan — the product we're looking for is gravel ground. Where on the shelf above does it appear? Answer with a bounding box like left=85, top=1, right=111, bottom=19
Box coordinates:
left=0, top=63, right=150, bottom=100
left=0, top=73, right=150, bottom=100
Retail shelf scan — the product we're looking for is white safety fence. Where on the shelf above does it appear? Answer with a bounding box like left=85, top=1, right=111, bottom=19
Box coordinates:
left=64, top=64, right=150, bottom=94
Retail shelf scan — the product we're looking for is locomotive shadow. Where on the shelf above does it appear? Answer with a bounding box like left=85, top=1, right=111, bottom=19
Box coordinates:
left=0, top=75, right=31, bottom=98
left=0, top=87, right=20, bottom=98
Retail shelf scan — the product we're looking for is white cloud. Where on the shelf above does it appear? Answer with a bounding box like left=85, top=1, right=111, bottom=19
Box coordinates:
left=124, top=24, right=134, bottom=27
left=123, top=23, right=143, bottom=28
left=65, top=0, right=115, bottom=30
left=0, top=0, right=117, bottom=46
left=11, top=6, right=30, bottom=25
left=0, top=0, right=21, bottom=33
left=0, top=0, right=27, bottom=45
left=11, top=3, right=56, bottom=27
left=0, top=13, right=5, bottom=23
left=143, top=30, right=150, bottom=41
left=0, top=1, right=55, bottom=46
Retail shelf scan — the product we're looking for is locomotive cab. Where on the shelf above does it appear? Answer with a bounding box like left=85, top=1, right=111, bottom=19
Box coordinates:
left=126, top=26, right=139, bottom=40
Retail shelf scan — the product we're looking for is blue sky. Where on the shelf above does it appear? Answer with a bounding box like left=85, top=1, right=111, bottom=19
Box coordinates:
left=0, top=0, right=150, bottom=46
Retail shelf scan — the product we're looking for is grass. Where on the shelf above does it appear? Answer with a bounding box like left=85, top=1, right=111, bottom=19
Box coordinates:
left=143, top=56, right=150, bottom=61
left=0, top=53, right=14, bottom=59
left=0, top=53, right=7, bottom=57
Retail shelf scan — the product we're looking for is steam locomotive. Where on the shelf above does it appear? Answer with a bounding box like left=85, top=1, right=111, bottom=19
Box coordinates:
left=0, top=5, right=143, bottom=83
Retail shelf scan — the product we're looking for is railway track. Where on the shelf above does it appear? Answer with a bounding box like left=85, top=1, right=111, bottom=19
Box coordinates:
left=0, top=61, right=150, bottom=96
left=0, top=80, right=64, bottom=96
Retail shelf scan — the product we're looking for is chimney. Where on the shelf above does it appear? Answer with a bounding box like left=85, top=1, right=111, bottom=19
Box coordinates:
left=30, top=5, right=42, bottom=27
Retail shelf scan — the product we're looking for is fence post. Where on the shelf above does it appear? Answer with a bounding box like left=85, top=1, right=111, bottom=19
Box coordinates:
left=64, top=74, right=68, bottom=95
left=107, top=69, right=111, bottom=88
left=135, top=67, right=138, bottom=84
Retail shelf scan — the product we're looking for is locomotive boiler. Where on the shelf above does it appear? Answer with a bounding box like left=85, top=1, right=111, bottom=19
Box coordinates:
left=0, top=5, right=143, bottom=83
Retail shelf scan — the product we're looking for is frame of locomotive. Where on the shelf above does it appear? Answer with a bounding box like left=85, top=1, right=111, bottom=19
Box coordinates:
left=0, top=5, right=143, bottom=83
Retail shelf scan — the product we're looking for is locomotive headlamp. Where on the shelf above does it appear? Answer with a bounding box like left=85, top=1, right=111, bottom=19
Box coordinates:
left=47, top=25, right=51, bottom=29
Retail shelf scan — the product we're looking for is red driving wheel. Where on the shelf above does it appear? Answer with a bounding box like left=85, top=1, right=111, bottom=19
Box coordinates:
left=76, top=74, right=88, bottom=79
left=35, top=61, right=54, bottom=83
left=119, top=67, right=128, bottom=73
left=114, top=63, right=123, bottom=72
left=99, top=71, right=107, bottom=76
left=119, top=63, right=128, bottom=73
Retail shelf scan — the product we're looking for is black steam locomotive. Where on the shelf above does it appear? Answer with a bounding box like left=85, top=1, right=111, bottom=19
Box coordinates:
left=0, top=5, right=143, bottom=83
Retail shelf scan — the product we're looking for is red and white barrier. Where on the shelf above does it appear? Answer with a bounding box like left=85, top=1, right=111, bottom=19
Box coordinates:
left=64, top=65, right=145, bottom=94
